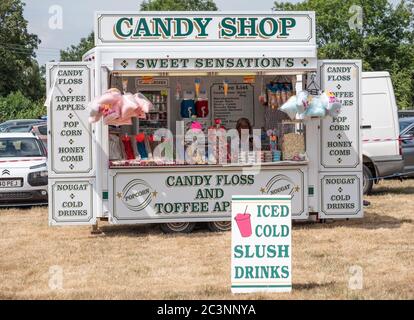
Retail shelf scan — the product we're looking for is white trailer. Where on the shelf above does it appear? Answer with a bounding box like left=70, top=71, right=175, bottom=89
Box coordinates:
left=46, top=11, right=363, bottom=233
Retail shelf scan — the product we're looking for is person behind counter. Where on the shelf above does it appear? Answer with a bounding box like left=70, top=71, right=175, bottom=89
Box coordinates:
left=235, top=117, right=256, bottom=151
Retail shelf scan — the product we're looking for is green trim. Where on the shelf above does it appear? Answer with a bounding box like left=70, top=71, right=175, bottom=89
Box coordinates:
left=103, top=191, right=108, bottom=200
left=231, top=285, right=292, bottom=288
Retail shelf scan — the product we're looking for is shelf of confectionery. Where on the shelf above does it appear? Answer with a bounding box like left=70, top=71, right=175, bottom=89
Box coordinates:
left=108, top=154, right=309, bottom=170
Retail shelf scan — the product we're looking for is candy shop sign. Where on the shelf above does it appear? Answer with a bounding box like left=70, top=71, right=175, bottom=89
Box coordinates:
left=231, top=195, right=292, bottom=293
left=95, top=12, right=315, bottom=44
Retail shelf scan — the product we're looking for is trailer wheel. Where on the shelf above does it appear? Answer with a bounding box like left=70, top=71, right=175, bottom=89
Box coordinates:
left=160, top=222, right=196, bottom=234
left=207, top=221, right=232, bottom=232
left=363, top=164, right=373, bottom=195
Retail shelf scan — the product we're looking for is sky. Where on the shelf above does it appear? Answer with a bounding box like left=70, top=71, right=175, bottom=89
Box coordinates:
left=23, top=0, right=400, bottom=66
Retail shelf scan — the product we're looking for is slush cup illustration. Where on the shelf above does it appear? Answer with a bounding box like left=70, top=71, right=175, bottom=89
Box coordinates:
left=235, top=206, right=252, bottom=238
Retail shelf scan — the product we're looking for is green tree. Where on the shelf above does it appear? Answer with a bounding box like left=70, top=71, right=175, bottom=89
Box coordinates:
left=0, top=91, right=46, bottom=122
left=140, top=0, right=217, bottom=11
left=0, top=0, right=43, bottom=101
left=273, top=0, right=414, bottom=109
left=60, top=32, right=94, bottom=62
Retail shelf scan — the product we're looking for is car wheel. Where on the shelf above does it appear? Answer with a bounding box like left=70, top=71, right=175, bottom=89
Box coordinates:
left=160, top=222, right=196, bottom=234
left=363, top=164, right=373, bottom=195
left=207, top=221, right=232, bottom=232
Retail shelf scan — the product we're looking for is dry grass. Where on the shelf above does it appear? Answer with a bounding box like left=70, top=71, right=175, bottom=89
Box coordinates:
left=0, top=179, right=413, bottom=300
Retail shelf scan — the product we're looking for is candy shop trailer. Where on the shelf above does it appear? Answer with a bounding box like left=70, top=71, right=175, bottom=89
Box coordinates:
left=46, top=11, right=363, bottom=233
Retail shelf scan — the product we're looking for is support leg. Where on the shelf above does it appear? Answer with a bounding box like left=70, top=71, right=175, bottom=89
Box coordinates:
left=91, top=221, right=102, bottom=234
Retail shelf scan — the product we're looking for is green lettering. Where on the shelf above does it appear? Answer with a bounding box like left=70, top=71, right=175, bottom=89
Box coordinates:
left=115, top=17, right=133, bottom=38
left=193, top=17, right=212, bottom=37
left=220, top=17, right=237, bottom=38
left=133, top=18, right=152, bottom=37
left=279, top=18, right=296, bottom=37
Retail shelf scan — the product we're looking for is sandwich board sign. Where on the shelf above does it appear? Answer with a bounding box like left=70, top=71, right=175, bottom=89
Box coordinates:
left=231, top=195, right=292, bottom=293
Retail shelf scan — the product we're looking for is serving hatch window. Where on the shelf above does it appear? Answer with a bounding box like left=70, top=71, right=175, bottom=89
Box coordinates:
left=99, top=72, right=307, bottom=168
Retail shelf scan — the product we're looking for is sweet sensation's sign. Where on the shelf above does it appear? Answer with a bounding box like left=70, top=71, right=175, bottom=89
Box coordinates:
left=114, top=57, right=316, bottom=71
left=95, top=12, right=315, bottom=44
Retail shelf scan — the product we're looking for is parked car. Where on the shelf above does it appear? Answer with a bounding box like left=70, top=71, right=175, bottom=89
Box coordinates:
left=0, top=132, right=48, bottom=206
left=362, top=71, right=404, bottom=194
left=31, top=123, right=47, bottom=148
left=0, top=119, right=45, bottom=133
left=399, top=117, right=414, bottom=176
left=398, top=110, right=414, bottom=118
left=4, top=122, right=47, bottom=147
left=4, top=124, right=33, bottom=133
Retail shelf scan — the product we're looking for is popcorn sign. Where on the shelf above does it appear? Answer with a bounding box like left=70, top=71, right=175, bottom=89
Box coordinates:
left=231, top=195, right=292, bottom=293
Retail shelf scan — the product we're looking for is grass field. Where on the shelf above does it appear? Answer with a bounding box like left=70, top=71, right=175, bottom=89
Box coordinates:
left=0, top=179, right=413, bottom=300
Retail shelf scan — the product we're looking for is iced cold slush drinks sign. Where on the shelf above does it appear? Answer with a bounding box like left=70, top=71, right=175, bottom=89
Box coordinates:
left=231, top=195, right=292, bottom=293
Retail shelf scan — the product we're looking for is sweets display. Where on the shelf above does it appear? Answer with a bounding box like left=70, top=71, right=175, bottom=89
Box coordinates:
left=121, top=134, right=135, bottom=160
left=208, top=119, right=228, bottom=164
left=282, top=133, right=305, bottom=161
left=181, top=99, right=196, bottom=118
left=266, top=82, right=294, bottom=109
left=104, top=76, right=312, bottom=169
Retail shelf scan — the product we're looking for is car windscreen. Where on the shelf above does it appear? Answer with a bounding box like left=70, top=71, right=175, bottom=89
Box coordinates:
left=0, top=138, right=45, bottom=158
left=399, top=121, right=412, bottom=132
left=6, top=126, right=31, bottom=132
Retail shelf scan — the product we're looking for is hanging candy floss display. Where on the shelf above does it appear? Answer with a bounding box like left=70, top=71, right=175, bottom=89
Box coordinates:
left=89, top=88, right=122, bottom=123
left=280, top=90, right=342, bottom=119
left=279, top=96, right=298, bottom=120
left=304, top=96, right=327, bottom=118
left=279, top=90, right=310, bottom=120
left=88, top=89, right=152, bottom=125
left=296, top=91, right=310, bottom=114
left=320, top=91, right=342, bottom=117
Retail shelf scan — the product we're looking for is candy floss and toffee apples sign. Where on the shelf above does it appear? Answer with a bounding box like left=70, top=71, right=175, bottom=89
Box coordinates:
left=231, top=195, right=292, bottom=293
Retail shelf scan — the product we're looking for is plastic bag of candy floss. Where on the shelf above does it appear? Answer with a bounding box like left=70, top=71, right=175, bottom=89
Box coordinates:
left=280, top=96, right=298, bottom=120
left=304, top=96, right=327, bottom=118
left=322, top=91, right=342, bottom=117
left=296, top=91, right=309, bottom=114
left=89, top=88, right=122, bottom=124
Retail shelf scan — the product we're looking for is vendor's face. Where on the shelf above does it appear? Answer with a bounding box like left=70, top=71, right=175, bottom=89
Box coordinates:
left=238, top=122, right=250, bottom=135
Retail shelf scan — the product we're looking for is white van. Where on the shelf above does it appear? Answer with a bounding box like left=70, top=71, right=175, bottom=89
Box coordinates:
left=362, top=71, right=404, bottom=194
